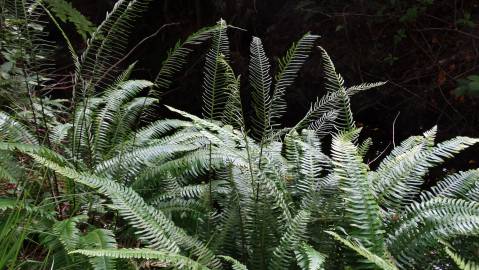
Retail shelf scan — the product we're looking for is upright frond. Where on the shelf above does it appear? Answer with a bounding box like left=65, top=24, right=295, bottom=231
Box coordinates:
left=270, top=33, right=320, bottom=126
left=152, top=24, right=221, bottom=96
left=331, top=131, right=385, bottom=265
left=249, top=37, right=273, bottom=141
left=202, top=19, right=230, bottom=121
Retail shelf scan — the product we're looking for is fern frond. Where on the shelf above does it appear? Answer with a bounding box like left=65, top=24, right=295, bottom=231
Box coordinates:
left=387, top=198, right=479, bottom=269
left=270, top=33, right=320, bottom=126
left=269, top=210, right=311, bottom=270
left=373, top=131, right=479, bottom=211
left=0, top=112, right=38, bottom=144
left=318, top=47, right=354, bottom=131
left=331, top=131, right=385, bottom=260
left=152, top=24, right=222, bottom=96
left=444, top=246, right=479, bottom=270
left=308, top=110, right=338, bottom=139
left=71, top=248, right=210, bottom=270
left=53, top=215, right=87, bottom=252
left=294, top=243, right=326, bottom=270
left=202, top=19, right=230, bottom=121
left=80, top=229, right=117, bottom=270
left=219, top=255, right=248, bottom=270
left=45, top=0, right=96, bottom=40
left=29, top=152, right=221, bottom=268
left=77, top=0, right=154, bottom=91
left=422, top=169, right=479, bottom=201
left=249, top=37, right=273, bottom=141
left=326, top=231, right=398, bottom=270
left=346, top=82, right=387, bottom=95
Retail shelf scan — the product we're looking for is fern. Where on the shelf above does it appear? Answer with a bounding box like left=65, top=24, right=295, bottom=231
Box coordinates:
left=387, top=198, right=479, bottom=269
left=45, top=0, right=96, bottom=40
left=71, top=248, right=210, bottom=270
left=249, top=37, right=273, bottom=141
left=295, top=243, right=326, bottom=270
left=444, top=246, right=479, bottom=270
left=202, top=19, right=230, bottom=121
left=326, top=231, right=398, bottom=270
left=331, top=131, right=385, bottom=263
left=270, top=33, right=320, bottom=127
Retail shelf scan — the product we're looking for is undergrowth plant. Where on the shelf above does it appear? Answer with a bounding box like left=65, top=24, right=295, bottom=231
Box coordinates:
left=0, top=0, right=478, bottom=269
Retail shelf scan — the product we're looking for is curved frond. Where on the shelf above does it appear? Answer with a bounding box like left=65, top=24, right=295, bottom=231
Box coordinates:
left=444, top=246, right=479, bottom=270
left=269, top=210, right=311, bottom=270
left=294, top=243, right=326, bottom=270
left=326, top=231, right=398, bottom=270
left=387, top=198, right=479, bottom=269
left=153, top=23, right=222, bottom=95
left=220, top=255, right=248, bottom=270
left=422, top=169, right=479, bottom=201
left=270, top=33, right=320, bottom=126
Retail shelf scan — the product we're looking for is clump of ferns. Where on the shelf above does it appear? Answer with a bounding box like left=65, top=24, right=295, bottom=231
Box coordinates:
left=2, top=0, right=479, bottom=269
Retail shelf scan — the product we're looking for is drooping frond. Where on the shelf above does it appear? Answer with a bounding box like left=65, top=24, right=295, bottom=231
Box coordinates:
left=202, top=19, right=230, bottom=121
left=444, top=246, right=479, bottom=270
left=326, top=231, right=398, bottom=270
left=387, top=198, right=479, bottom=269
left=32, top=154, right=181, bottom=252
left=71, top=248, right=210, bottom=270
left=422, top=169, right=479, bottom=201
left=270, top=33, right=320, bottom=126
left=308, top=110, right=338, bottom=139
left=28, top=152, right=221, bottom=268
left=269, top=210, right=311, bottom=270
left=0, top=112, right=38, bottom=145
left=152, top=23, right=222, bottom=96
left=372, top=129, right=479, bottom=211
left=249, top=37, right=273, bottom=141
left=220, top=255, right=249, bottom=270
left=331, top=131, right=385, bottom=264
left=294, top=243, right=326, bottom=270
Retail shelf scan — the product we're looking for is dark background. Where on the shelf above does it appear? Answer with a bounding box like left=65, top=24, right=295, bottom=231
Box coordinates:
left=60, top=0, right=479, bottom=176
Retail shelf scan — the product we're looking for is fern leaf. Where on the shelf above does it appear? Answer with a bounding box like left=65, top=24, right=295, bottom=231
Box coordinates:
left=270, top=33, right=320, bottom=126
left=387, top=198, right=479, bottom=269
left=152, top=24, right=222, bottom=96
left=45, top=0, right=95, bottom=40
left=326, top=231, right=398, bottom=270
left=71, top=248, right=210, bottom=270
left=220, top=255, right=248, bottom=270
left=249, top=37, right=273, bottom=141
left=422, top=169, right=479, bottom=201
left=331, top=131, right=385, bottom=263
left=294, top=243, right=326, bottom=270
left=444, top=246, right=479, bottom=270
left=202, top=19, right=230, bottom=121
left=80, top=229, right=117, bottom=270
left=269, top=210, right=311, bottom=270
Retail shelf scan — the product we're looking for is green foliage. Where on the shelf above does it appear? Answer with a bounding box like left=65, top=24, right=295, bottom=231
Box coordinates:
left=45, top=0, right=96, bottom=40
left=455, top=75, right=479, bottom=97
left=1, top=1, right=478, bottom=269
